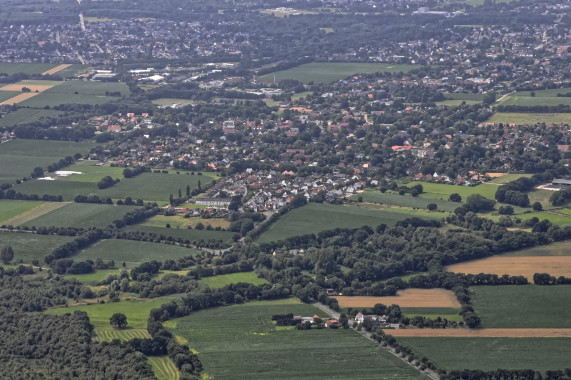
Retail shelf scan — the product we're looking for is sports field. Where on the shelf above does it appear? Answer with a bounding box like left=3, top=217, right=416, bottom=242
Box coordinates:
left=335, top=289, right=461, bottom=308
left=167, top=298, right=426, bottom=379
left=0, top=139, right=97, bottom=182
left=471, top=285, right=571, bottom=328
left=22, top=203, right=136, bottom=228
left=200, top=272, right=267, bottom=288
left=487, top=112, right=571, bottom=125
left=354, top=190, right=460, bottom=212
left=46, top=297, right=179, bottom=342
left=122, top=225, right=236, bottom=244
left=76, top=239, right=201, bottom=267
left=0, top=231, right=74, bottom=263
left=257, top=203, right=433, bottom=243
left=258, top=63, right=420, bottom=84
left=394, top=337, right=571, bottom=371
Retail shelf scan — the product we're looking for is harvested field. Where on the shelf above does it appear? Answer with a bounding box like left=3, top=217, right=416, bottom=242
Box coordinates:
left=0, top=83, right=54, bottom=92
left=447, top=256, right=571, bottom=281
left=335, top=289, right=460, bottom=308
left=0, top=92, right=40, bottom=105
left=387, top=328, right=571, bottom=338
left=42, top=64, right=72, bottom=75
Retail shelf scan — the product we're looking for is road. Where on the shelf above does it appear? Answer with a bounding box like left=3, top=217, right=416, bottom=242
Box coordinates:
left=314, top=302, right=440, bottom=380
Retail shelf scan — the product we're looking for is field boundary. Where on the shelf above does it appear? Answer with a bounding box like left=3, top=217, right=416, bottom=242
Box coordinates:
left=3, top=202, right=69, bottom=226
left=388, top=328, right=571, bottom=337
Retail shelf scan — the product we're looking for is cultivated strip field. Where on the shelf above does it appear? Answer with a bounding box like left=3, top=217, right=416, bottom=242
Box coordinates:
left=0, top=82, right=55, bottom=92
left=42, top=64, right=72, bottom=75
left=4, top=202, right=68, bottom=226
left=447, top=256, right=571, bottom=281
left=388, top=328, right=571, bottom=337
left=335, top=289, right=461, bottom=308
left=147, top=356, right=180, bottom=380
left=0, top=92, right=40, bottom=105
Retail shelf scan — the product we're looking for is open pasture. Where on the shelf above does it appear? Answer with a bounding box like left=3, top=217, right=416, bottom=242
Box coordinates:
left=447, top=256, right=571, bottom=282
left=393, top=337, right=571, bottom=371
left=488, top=173, right=532, bottom=184
left=168, top=298, right=425, bottom=380
left=0, top=92, right=39, bottom=105
left=389, top=329, right=571, bottom=338
left=200, top=272, right=267, bottom=288
left=151, top=98, right=196, bottom=106
left=0, top=90, right=20, bottom=103
left=498, top=87, right=571, bottom=107
left=64, top=269, right=121, bottom=284
left=354, top=190, right=460, bottom=212
left=20, top=80, right=130, bottom=107
left=122, top=225, right=236, bottom=244
left=3, top=202, right=68, bottom=226
left=0, top=231, right=74, bottom=263
left=58, top=161, right=125, bottom=182
left=141, top=215, right=231, bottom=230
left=259, top=62, right=420, bottom=84
left=515, top=210, right=571, bottom=226
left=487, top=112, right=571, bottom=125
left=13, top=179, right=97, bottom=201
left=418, top=182, right=498, bottom=201
left=0, top=108, right=64, bottom=126
left=471, top=285, right=571, bottom=328
left=434, top=99, right=480, bottom=107
left=0, top=139, right=96, bottom=182
left=257, top=203, right=432, bottom=243
left=22, top=203, right=136, bottom=228
left=444, top=93, right=485, bottom=101
left=77, top=239, right=201, bottom=267
left=400, top=307, right=463, bottom=322
left=335, top=289, right=461, bottom=308
left=0, top=200, right=45, bottom=224
left=501, top=240, right=571, bottom=257
left=46, top=297, right=178, bottom=342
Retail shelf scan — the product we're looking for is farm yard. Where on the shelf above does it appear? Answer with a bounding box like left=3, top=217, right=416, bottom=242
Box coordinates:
left=167, top=298, right=426, bottom=380
left=393, top=337, right=571, bottom=372
left=76, top=239, right=201, bottom=267
left=0, top=139, right=97, bottom=183
left=258, top=62, right=420, bottom=84
left=257, top=203, right=434, bottom=243
left=21, top=203, right=137, bottom=229
left=0, top=231, right=74, bottom=264
left=335, top=289, right=461, bottom=308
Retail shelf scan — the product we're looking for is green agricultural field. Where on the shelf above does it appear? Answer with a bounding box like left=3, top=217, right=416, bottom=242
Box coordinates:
left=0, top=63, right=58, bottom=75
left=141, top=215, right=231, bottom=230
left=147, top=356, right=180, bottom=380
left=516, top=210, right=571, bottom=226
left=498, top=87, right=571, bottom=107
left=22, top=203, right=136, bottom=228
left=434, top=99, right=480, bottom=107
left=354, top=190, right=460, bottom=212
left=471, top=285, right=571, bottom=328
left=46, top=297, right=178, bottom=342
left=151, top=98, right=196, bottom=106
left=0, top=139, right=96, bottom=183
left=0, top=231, right=74, bottom=263
left=259, top=62, right=420, bottom=84
left=122, top=225, right=236, bottom=244
left=444, top=93, right=485, bottom=101
left=419, top=182, right=498, bottom=201
left=488, top=173, right=533, bottom=184
left=168, top=298, right=425, bottom=379
left=20, top=81, right=131, bottom=107
left=59, top=161, right=126, bottom=182
left=400, top=307, right=463, bottom=322
left=0, top=108, right=65, bottom=126
left=0, top=90, right=20, bottom=102
left=64, top=269, right=121, bottom=284
left=13, top=179, right=97, bottom=201
left=501, top=240, right=571, bottom=257
left=487, top=112, right=571, bottom=125
left=395, top=337, right=571, bottom=372
left=257, top=203, right=434, bottom=243
left=77, top=239, right=201, bottom=267
left=0, top=200, right=45, bottom=224
left=200, top=272, right=267, bottom=288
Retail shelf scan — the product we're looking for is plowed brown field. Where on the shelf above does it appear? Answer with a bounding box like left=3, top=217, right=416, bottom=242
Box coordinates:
left=335, top=289, right=461, bottom=308
left=387, top=328, right=571, bottom=338
left=0, top=83, right=53, bottom=92
left=447, top=256, right=571, bottom=282
left=42, top=64, right=71, bottom=75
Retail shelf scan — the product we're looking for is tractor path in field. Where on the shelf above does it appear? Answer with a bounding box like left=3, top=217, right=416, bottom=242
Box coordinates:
left=314, top=302, right=438, bottom=379
left=3, top=202, right=69, bottom=226
left=387, top=328, right=571, bottom=338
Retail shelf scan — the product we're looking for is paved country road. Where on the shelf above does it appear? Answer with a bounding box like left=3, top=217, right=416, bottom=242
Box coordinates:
left=313, top=301, right=440, bottom=380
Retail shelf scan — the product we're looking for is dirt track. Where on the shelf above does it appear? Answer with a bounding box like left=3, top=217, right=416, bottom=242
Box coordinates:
left=387, top=328, right=571, bottom=338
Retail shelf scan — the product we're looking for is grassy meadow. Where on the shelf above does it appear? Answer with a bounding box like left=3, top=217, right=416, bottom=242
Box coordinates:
left=0, top=63, right=58, bottom=75
left=418, top=182, right=498, bottom=201
left=200, top=272, right=267, bottom=288
left=0, top=200, right=45, bottom=224
left=471, top=285, right=571, bottom=328
left=259, top=62, right=420, bottom=84
left=167, top=298, right=426, bottom=379
left=122, top=225, right=236, bottom=244
left=0, top=108, right=64, bottom=126
left=487, top=112, right=571, bottom=125
left=0, top=231, right=74, bottom=263
left=76, top=239, right=201, bottom=267
left=395, top=337, right=571, bottom=372
left=354, top=190, right=460, bottom=212
left=257, top=203, right=433, bottom=243
left=501, top=240, right=571, bottom=257
left=497, top=87, right=571, bottom=107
